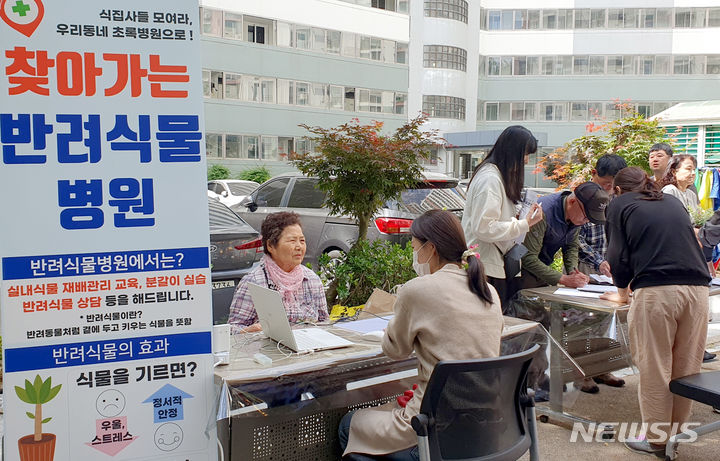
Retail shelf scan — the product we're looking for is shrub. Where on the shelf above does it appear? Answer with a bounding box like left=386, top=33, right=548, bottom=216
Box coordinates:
left=238, top=166, right=271, bottom=184
left=317, top=240, right=415, bottom=307
left=208, top=164, right=231, bottom=181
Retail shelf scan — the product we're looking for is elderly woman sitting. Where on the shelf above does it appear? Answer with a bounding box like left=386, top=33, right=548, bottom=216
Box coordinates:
left=229, top=211, right=328, bottom=332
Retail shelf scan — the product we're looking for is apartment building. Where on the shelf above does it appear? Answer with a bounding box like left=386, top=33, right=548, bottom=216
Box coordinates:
left=200, top=0, right=720, bottom=184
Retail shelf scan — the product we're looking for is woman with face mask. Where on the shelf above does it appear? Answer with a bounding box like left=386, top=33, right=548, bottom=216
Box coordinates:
left=338, top=210, right=503, bottom=461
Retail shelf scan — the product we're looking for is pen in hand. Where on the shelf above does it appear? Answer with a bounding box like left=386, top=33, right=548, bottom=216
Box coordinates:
left=530, top=203, right=542, bottom=219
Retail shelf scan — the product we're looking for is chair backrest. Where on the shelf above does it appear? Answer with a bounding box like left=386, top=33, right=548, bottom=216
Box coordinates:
left=419, top=344, right=540, bottom=461
left=212, top=286, right=236, bottom=325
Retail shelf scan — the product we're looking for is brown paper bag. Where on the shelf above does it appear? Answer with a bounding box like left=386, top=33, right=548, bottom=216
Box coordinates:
left=358, top=288, right=396, bottom=319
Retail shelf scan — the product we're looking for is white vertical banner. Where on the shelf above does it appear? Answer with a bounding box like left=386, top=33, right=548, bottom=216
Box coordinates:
left=0, top=1, right=216, bottom=460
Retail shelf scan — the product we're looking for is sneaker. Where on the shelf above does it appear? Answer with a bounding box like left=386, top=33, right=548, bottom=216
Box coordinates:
left=704, top=350, right=717, bottom=362
left=593, top=373, right=626, bottom=388
left=624, top=438, right=665, bottom=459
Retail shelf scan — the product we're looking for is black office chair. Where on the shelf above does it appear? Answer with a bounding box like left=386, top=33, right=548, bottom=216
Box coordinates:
left=665, top=371, right=720, bottom=461
left=212, top=286, right=236, bottom=325
left=411, top=344, right=540, bottom=461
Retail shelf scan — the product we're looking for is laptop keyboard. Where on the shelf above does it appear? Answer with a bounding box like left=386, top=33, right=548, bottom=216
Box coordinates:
left=293, top=333, right=319, bottom=351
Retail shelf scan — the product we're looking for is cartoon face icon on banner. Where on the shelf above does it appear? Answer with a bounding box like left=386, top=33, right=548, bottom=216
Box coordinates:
left=0, top=0, right=44, bottom=37
left=154, top=423, right=184, bottom=451
left=96, top=389, right=126, bottom=417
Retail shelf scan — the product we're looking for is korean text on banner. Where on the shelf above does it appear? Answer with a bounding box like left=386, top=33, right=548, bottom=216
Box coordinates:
left=0, top=1, right=215, bottom=460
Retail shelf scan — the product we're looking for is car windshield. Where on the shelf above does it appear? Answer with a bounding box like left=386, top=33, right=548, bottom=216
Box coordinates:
left=228, top=182, right=257, bottom=196
left=384, top=182, right=465, bottom=214
left=208, top=199, right=246, bottom=227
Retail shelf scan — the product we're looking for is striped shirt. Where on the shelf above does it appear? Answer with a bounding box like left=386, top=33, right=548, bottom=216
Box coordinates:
left=228, top=262, right=329, bottom=330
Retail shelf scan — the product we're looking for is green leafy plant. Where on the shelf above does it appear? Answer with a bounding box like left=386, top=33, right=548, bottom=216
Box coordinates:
left=317, top=240, right=415, bottom=307
left=15, top=375, right=62, bottom=441
left=537, top=100, right=675, bottom=189
left=689, top=207, right=715, bottom=228
left=207, top=164, right=231, bottom=181
left=238, top=166, right=271, bottom=184
left=293, top=115, right=441, bottom=303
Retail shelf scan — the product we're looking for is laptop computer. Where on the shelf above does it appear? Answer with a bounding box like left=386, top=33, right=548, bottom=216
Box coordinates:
left=247, top=283, right=353, bottom=353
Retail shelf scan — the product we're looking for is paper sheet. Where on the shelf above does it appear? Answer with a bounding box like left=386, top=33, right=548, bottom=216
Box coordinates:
left=554, top=287, right=604, bottom=299
left=578, top=284, right=618, bottom=293
left=334, top=316, right=392, bottom=334
left=515, top=189, right=539, bottom=244
left=589, top=274, right=614, bottom=284
left=712, top=278, right=720, bottom=286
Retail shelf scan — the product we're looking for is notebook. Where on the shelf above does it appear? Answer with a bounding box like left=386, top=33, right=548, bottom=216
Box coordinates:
left=247, top=283, right=353, bottom=353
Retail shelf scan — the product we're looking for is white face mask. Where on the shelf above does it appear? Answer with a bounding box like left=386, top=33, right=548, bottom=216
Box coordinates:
left=412, top=242, right=432, bottom=277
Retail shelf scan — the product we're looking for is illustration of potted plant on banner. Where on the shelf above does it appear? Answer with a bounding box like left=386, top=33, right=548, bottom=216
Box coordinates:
left=15, top=375, right=62, bottom=461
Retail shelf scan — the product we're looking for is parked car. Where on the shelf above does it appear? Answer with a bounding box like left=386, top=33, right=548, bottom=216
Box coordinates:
left=232, top=172, right=465, bottom=267
left=208, top=179, right=259, bottom=208
left=208, top=196, right=263, bottom=290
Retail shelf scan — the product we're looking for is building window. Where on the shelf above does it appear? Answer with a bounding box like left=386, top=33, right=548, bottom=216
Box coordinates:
left=261, top=136, right=279, bottom=161
left=589, top=56, right=605, bottom=74
left=708, top=56, right=720, bottom=74
left=223, top=12, right=243, bottom=39
left=382, top=40, right=396, bottom=63
left=243, top=136, right=259, bottom=159
left=395, top=93, right=407, bottom=115
left=590, top=9, right=606, bottom=28
left=511, top=102, right=536, bottom=121
left=540, top=102, right=567, bottom=121
left=396, top=42, right=409, bottom=64
left=341, top=32, right=357, bottom=57
left=225, top=135, right=242, bottom=158
left=310, top=83, right=328, bottom=108
left=204, top=71, right=223, bottom=99
left=327, top=30, right=341, bottom=54
left=295, top=82, right=309, bottom=105
left=573, top=56, right=589, bottom=75
left=201, top=8, right=222, bottom=36
left=424, top=0, right=469, bottom=24
left=423, top=45, right=467, bottom=71
left=710, top=8, right=720, bottom=27
left=344, top=87, right=356, bottom=112
left=247, top=24, right=265, bottom=44
left=571, top=102, right=588, bottom=121
left=277, top=22, right=293, bottom=47
left=206, top=133, right=223, bottom=157
left=224, top=73, right=242, bottom=99
left=423, top=95, right=466, bottom=120
left=637, top=56, right=654, bottom=75
left=295, top=26, right=311, bottom=49
left=277, top=79, right=294, bottom=105
left=574, top=9, right=590, bottom=29
left=329, top=85, right=344, bottom=110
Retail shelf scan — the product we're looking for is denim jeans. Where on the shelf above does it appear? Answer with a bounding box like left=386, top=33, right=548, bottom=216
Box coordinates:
left=338, top=411, right=419, bottom=461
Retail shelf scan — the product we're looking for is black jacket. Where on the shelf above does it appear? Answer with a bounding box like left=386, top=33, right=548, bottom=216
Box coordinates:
left=606, top=192, right=710, bottom=290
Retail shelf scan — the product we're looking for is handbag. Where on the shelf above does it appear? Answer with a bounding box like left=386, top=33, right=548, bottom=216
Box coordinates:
left=499, top=243, right=528, bottom=279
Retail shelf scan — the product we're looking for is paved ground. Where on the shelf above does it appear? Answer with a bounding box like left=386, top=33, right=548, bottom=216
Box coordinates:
left=0, top=327, right=718, bottom=460
left=521, top=329, right=720, bottom=461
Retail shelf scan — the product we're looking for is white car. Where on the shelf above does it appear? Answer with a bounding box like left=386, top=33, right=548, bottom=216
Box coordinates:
left=208, top=179, right=259, bottom=208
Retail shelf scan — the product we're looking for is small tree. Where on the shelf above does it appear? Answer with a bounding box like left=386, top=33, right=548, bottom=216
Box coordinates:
left=238, top=166, right=271, bottom=184
left=207, top=164, right=231, bottom=181
left=537, top=101, right=675, bottom=189
left=15, top=375, right=62, bottom=441
left=292, top=115, right=441, bottom=243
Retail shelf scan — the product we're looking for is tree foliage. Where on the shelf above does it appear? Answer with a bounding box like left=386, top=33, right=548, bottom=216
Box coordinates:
left=207, top=164, right=231, bottom=181
left=537, top=101, right=674, bottom=189
left=238, top=166, right=271, bottom=184
left=292, top=115, right=441, bottom=243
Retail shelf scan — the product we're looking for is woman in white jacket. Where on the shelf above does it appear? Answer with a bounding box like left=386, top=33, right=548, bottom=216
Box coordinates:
left=461, top=125, right=544, bottom=309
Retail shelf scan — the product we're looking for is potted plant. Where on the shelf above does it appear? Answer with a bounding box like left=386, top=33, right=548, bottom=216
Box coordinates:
left=15, top=375, right=62, bottom=461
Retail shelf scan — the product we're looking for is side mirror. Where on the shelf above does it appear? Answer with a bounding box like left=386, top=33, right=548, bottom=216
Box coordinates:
left=221, top=190, right=229, bottom=197
left=240, top=196, right=258, bottom=212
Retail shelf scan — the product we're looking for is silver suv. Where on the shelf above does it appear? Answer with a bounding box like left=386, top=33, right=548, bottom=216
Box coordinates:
left=232, top=172, right=465, bottom=267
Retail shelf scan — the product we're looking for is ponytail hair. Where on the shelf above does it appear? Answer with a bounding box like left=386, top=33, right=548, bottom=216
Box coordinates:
left=613, top=166, right=663, bottom=201
left=410, top=210, right=494, bottom=304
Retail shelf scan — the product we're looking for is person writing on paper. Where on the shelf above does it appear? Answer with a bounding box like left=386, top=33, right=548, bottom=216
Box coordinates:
left=577, top=154, right=627, bottom=278
left=462, top=125, right=544, bottom=310
left=339, top=210, right=503, bottom=460
left=228, top=212, right=328, bottom=333
left=600, top=167, right=710, bottom=457
left=520, top=182, right=609, bottom=290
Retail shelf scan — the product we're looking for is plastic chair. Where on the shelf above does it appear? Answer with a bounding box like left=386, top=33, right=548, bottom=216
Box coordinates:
left=411, top=344, right=540, bottom=461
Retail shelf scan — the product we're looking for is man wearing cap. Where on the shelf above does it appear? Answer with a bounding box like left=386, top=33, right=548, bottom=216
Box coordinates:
left=520, top=182, right=610, bottom=290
